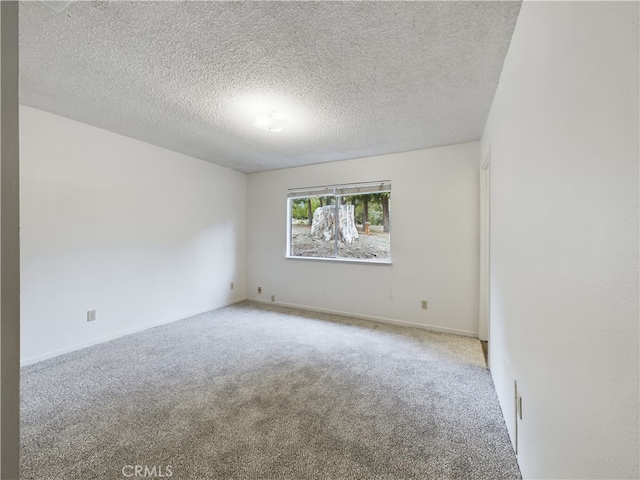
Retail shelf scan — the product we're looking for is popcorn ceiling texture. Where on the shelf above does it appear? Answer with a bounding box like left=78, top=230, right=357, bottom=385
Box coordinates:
left=19, top=1, right=521, bottom=173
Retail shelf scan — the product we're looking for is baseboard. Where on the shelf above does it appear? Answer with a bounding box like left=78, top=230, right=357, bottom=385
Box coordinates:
left=249, top=298, right=478, bottom=338
left=21, top=297, right=248, bottom=367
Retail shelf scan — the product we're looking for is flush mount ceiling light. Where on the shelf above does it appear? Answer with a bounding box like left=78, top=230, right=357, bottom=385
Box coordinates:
left=253, top=110, right=289, bottom=132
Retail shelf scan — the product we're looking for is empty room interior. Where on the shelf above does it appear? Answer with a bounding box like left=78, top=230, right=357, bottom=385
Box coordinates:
left=0, top=1, right=638, bottom=479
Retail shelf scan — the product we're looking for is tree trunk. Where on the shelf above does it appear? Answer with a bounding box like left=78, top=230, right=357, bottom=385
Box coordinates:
left=382, top=194, right=390, bottom=232
left=310, top=205, right=359, bottom=244
left=307, top=199, right=313, bottom=226
left=363, top=199, right=369, bottom=225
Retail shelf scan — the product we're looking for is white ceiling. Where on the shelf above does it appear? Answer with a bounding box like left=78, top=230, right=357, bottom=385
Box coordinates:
left=19, top=1, right=521, bottom=174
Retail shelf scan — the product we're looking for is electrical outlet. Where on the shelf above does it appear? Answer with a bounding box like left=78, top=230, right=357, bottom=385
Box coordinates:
left=87, top=310, right=96, bottom=322
left=258, top=286, right=262, bottom=294
left=271, top=295, right=275, bottom=302
left=230, top=282, right=234, bottom=290
left=421, top=300, right=428, bottom=310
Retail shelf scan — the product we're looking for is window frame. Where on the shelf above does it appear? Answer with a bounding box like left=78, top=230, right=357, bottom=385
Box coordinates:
left=286, top=180, right=392, bottom=264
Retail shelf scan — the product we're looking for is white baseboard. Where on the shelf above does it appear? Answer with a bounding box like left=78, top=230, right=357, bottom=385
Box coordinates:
left=249, top=298, right=478, bottom=338
left=21, top=297, right=247, bottom=367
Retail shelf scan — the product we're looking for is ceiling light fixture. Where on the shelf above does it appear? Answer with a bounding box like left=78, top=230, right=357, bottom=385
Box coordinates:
left=253, top=110, right=289, bottom=132
left=41, top=1, right=74, bottom=13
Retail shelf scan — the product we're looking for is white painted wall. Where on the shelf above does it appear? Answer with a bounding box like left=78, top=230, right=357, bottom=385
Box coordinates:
left=247, top=142, right=480, bottom=336
left=482, top=2, right=639, bottom=479
left=20, top=106, right=247, bottom=364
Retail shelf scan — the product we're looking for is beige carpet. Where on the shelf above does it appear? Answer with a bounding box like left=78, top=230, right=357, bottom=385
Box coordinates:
left=21, top=301, right=521, bottom=479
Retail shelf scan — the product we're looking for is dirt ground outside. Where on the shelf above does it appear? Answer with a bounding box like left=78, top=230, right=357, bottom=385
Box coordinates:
left=290, top=223, right=390, bottom=260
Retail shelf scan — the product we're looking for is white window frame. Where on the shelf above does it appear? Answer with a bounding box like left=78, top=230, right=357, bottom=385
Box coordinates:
left=286, top=180, right=391, bottom=264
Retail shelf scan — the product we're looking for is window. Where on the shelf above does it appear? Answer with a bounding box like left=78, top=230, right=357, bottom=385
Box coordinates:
left=287, top=181, right=391, bottom=263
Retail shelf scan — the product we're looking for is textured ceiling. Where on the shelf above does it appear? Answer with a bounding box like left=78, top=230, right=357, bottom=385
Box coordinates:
left=19, top=1, right=521, bottom=173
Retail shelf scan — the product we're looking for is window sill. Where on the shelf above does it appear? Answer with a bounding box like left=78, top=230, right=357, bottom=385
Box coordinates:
left=285, top=255, right=392, bottom=265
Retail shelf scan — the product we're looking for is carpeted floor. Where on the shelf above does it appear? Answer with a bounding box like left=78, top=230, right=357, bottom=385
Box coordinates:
left=21, top=301, right=521, bottom=479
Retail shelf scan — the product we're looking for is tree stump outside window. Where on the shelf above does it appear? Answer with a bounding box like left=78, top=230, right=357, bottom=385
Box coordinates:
left=310, top=205, right=359, bottom=245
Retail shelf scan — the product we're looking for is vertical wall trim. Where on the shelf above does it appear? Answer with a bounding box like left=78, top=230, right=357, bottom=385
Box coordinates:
left=0, top=2, right=21, bottom=479
left=478, top=147, right=491, bottom=343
